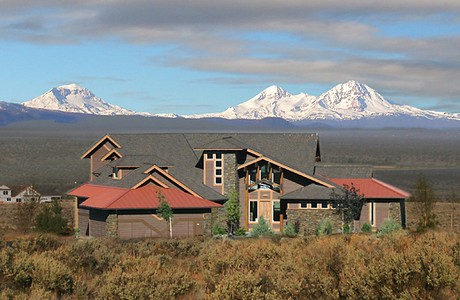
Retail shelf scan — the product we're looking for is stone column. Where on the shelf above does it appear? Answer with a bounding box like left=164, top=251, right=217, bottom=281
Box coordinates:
left=223, top=153, right=238, bottom=196
left=105, top=214, right=118, bottom=238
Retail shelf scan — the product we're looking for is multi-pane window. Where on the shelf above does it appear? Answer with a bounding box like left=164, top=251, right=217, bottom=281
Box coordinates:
left=273, top=201, right=281, bottom=222
left=206, top=152, right=223, bottom=185
left=300, top=201, right=308, bottom=208
left=214, top=153, right=223, bottom=185
left=2, top=191, right=8, bottom=195
left=249, top=201, right=258, bottom=222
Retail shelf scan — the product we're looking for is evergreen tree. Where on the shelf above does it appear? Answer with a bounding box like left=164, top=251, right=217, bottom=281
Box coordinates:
left=35, top=199, right=68, bottom=234
left=410, top=176, right=437, bottom=232
left=330, top=184, right=365, bottom=232
left=224, top=187, right=240, bottom=235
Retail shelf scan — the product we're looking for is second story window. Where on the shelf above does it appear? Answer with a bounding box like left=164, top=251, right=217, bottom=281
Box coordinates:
left=214, top=153, right=223, bottom=185
left=112, top=167, right=119, bottom=179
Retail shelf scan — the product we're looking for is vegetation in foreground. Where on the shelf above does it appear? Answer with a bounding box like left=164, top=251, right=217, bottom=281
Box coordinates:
left=0, top=232, right=459, bottom=299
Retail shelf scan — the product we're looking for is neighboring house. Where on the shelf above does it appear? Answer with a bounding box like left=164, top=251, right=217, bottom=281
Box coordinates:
left=73, top=133, right=409, bottom=239
left=0, top=185, right=40, bottom=203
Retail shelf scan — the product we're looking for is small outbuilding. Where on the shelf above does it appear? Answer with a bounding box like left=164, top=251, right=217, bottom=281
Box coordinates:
left=69, top=184, right=222, bottom=239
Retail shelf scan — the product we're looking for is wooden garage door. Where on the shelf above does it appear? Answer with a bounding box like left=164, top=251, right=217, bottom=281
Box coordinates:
left=118, top=213, right=205, bottom=239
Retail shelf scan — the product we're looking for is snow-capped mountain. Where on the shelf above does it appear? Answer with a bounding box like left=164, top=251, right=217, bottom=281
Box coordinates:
left=187, top=81, right=460, bottom=121
left=23, top=84, right=139, bottom=116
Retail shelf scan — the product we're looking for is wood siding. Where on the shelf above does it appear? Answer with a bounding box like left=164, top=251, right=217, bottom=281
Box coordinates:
left=117, top=213, right=205, bottom=239
left=78, top=208, right=90, bottom=236
left=89, top=210, right=109, bottom=237
left=90, top=142, right=115, bottom=180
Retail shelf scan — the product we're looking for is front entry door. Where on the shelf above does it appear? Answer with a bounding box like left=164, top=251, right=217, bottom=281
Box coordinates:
left=259, top=201, right=271, bottom=222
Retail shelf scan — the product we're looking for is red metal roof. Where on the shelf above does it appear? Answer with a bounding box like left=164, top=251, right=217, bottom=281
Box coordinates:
left=68, top=184, right=222, bottom=210
left=328, top=178, right=410, bottom=199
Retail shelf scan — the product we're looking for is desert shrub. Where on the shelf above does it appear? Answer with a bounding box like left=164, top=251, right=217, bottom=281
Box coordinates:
left=9, top=252, right=34, bottom=289
left=282, top=221, right=298, bottom=237
left=377, top=218, right=402, bottom=237
left=96, top=256, right=194, bottom=299
left=212, top=224, right=227, bottom=235
left=361, top=223, right=372, bottom=233
left=250, top=217, right=273, bottom=237
left=31, top=253, right=74, bottom=295
left=316, top=218, right=333, bottom=236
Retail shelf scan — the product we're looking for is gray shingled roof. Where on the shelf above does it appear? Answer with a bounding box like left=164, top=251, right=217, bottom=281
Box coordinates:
left=314, top=163, right=373, bottom=178
left=281, top=183, right=343, bottom=200
left=87, top=133, right=320, bottom=201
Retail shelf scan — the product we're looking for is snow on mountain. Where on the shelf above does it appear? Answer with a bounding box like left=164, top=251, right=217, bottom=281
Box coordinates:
left=23, top=84, right=139, bottom=116
left=186, top=85, right=317, bottom=120
left=187, top=80, right=460, bottom=121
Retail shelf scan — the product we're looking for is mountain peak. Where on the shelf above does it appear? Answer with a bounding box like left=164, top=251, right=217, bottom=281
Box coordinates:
left=256, top=85, right=290, bottom=100
left=23, top=84, right=136, bottom=116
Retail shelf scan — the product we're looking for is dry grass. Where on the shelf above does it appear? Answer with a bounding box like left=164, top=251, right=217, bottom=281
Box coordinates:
left=0, top=232, right=459, bottom=299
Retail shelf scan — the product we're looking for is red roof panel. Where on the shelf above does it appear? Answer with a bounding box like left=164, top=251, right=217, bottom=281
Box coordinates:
left=328, top=178, right=410, bottom=199
left=68, top=184, right=222, bottom=210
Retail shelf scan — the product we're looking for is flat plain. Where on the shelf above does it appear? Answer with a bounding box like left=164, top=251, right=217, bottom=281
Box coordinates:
left=0, top=122, right=459, bottom=198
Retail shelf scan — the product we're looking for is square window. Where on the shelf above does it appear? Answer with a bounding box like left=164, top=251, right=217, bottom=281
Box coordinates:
left=215, top=169, right=222, bottom=176
left=300, top=201, right=308, bottom=208
left=215, top=160, right=222, bottom=168
left=310, top=201, right=318, bottom=209
left=206, top=152, right=213, bottom=159
left=321, top=202, right=329, bottom=209
left=215, top=177, right=222, bottom=184
left=215, top=153, right=222, bottom=159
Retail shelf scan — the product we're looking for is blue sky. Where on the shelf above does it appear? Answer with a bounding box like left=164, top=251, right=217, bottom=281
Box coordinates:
left=1, top=1, right=460, bottom=114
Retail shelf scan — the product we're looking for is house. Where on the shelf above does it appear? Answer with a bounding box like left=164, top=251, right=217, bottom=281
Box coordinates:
left=73, top=133, right=409, bottom=239
left=0, top=185, right=40, bottom=203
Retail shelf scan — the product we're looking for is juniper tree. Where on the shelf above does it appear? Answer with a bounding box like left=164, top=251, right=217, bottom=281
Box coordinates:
left=330, top=184, right=365, bottom=233
left=410, top=176, right=437, bottom=232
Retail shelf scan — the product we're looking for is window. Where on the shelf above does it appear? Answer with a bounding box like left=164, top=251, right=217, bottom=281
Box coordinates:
left=214, top=152, right=223, bottom=185
left=249, top=168, right=257, bottom=183
left=300, top=201, right=308, bottom=208
left=273, top=201, right=281, bottom=222
left=273, top=168, right=281, bottom=184
left=370, top=201, right=375, bottom=226
left=2, top=191, right=7, bottom=195
left=260, top=164, right=269, bottom=180
left=310, top=201, right=318, bottom=209
left=206, top=152, right=213, bottom=159
left=7, top=198, right=11, bottom=202
left=321, top=201, right=329, bottom=209
left=249, top=201, right=258, bottom=222
left=16, top=199, right=21, bottom=203
left=112, top=167, right=119, bottom=179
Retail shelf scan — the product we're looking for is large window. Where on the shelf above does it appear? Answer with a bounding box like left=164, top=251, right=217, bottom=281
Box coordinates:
left=273, top=167, right=281, bottom=184
left=249, top=201, right=258, bottom=222
left=249, top=168, right=257, bottom=183
left=273, top=200, right=281, bottom=222
left=370, top=201, right=375, bottom=226
left=260, top=164, right=270, bottom=180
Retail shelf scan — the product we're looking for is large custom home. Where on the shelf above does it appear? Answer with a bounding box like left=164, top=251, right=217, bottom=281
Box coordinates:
left=71, top=133, right=409, bottom=239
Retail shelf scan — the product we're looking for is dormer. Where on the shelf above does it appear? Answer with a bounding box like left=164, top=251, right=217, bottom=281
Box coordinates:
left=81, top=135, right=122, bottom=181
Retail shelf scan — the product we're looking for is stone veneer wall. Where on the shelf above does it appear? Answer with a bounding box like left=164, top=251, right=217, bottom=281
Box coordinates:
left=105, top=214, right=118, bottom=238
left=204, top=207, right=227, bottom=236
left=389, top=201, right=402, bottom=225
left=223, top=153, right=238, bottom=196
left=287, top=209, right=342, bottom=236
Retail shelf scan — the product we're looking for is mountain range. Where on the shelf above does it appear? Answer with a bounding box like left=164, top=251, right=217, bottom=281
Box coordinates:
left=2, top=81, right=459, bottom=128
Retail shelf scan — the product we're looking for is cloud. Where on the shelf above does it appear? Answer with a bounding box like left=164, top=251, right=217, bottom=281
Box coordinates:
left=1, top=1, right=460, bottom=111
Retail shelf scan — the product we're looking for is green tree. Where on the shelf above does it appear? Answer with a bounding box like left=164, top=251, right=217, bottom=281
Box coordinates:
left=35, top=199, right=68, bottom=234
left=156, top=191, right=173, bottom=238
left=250, top=216, right=273, bottom=237
left=410, top=176, right=437, bottom=232
left=330, top=184, right=365, bottom=233
left=16, top=195, right=40, bottom=233
left=224, top=187, right=240, bottom=235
